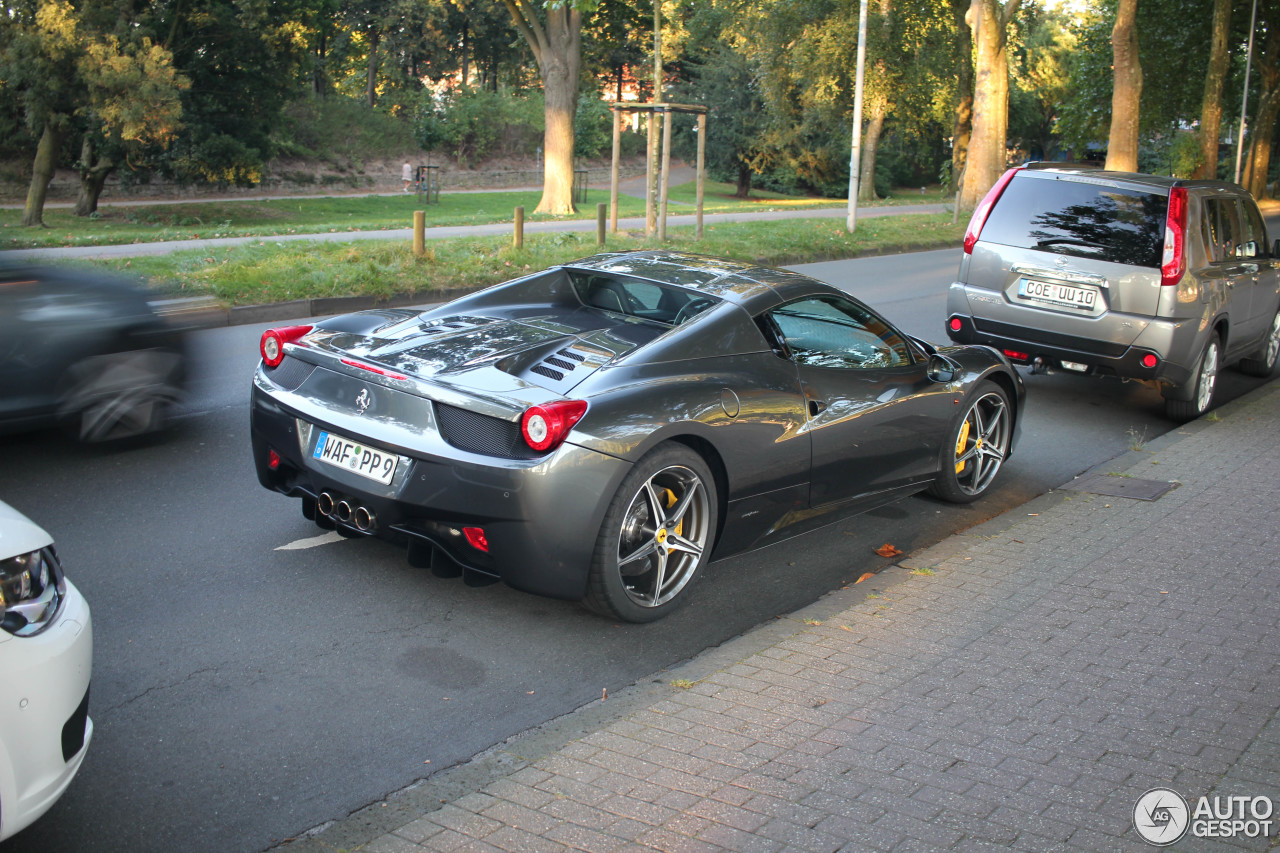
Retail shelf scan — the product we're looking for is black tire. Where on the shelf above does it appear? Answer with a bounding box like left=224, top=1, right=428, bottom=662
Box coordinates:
left=583, top=443, right=718, bottom=623
left=928, top=380, right=1013, bottom=504
left=1238, top=309, right=1280, bottom=377
left=55, top=347, right=184, bottom=442
left=1164, top=332, right=1220, bottom=421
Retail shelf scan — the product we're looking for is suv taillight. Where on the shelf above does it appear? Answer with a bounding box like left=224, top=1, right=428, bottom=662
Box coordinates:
left=1161, top=186, right=1188, bottom=287
left=963, top=167, right=1022, bottom=255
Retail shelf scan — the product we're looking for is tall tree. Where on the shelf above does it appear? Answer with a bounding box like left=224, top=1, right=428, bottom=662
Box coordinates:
left=1244, top=0, right=1280, bottom=198
left=1104, top=0, right=1141, bottom=170
left=1193, top=0, right=1232, bottom=178
left=950, top=0, right=974, bottom=192
left=1, top=0, right=186, bottom=226
left=960, top=0, right=1022, bottom=208
left=502, top=0, right=595, bottom=215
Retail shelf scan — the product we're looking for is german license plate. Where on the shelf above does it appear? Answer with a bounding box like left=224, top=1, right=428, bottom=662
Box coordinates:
left=1018, top=278, right=1098, bottom=310
left=312, top=430, right=397, bottom=485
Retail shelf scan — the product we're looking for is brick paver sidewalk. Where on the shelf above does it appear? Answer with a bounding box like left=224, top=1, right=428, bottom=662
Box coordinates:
left=284, top=382, right=1280, bottom=853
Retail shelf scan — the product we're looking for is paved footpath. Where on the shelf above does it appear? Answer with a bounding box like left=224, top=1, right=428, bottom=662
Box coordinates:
left=278, top=380, right=1280, bottom=853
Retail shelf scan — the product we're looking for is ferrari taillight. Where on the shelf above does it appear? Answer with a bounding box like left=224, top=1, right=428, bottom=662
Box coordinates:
left=520, top=400, right=588, bottom=452
left=260, top=325, right=313, bottom=367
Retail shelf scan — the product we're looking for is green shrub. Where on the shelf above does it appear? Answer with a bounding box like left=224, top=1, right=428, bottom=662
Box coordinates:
left=574, top=97, right=612, bottom=159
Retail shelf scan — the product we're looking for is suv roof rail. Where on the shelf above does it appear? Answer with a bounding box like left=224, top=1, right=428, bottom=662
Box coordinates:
left=1019, top=160, right=1102, bottom=170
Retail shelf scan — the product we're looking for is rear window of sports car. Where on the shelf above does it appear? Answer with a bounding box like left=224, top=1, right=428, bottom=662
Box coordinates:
left=981, top=177, right=1167, bottom=268
left=569, top=272, right=720, bottom=326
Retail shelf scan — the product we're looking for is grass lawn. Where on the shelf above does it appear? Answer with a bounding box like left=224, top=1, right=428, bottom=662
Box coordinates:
left=102, top=211, right=966, bottom=307
left=1, top=182, right=952, bottom=251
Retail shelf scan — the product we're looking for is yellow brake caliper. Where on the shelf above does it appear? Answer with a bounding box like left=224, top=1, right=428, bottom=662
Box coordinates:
left=954, top=418, right=971, bottom=474
left=663, top=488, right=683, bottom=537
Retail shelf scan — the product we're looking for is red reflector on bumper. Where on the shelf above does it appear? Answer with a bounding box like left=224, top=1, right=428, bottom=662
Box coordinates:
left=1141, top=353, right=1158, bottom=368
left=463, top=527, right=489, bottom=552
left=1002, top=349, right=1029, bottom=362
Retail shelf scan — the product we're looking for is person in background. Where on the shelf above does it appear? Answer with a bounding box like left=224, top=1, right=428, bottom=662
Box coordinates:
left=402, top=161, right=413, bottom=193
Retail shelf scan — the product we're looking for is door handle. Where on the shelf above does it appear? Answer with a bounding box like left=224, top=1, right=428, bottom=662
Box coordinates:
left=808, top=399, right=827, bottom=417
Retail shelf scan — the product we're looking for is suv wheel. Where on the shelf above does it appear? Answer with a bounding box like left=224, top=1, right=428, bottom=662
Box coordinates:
left=1164, top=332, right=1220, bottom=421
left=1238, top=308, right=1280, bottom=377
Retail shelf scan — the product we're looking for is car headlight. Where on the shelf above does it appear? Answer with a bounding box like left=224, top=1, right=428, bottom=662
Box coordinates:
left=0, top=547, right=66, bottom=637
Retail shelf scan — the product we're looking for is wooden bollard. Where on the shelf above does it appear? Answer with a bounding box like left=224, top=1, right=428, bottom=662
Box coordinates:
left=513, top=206, right=524, bottom=249
left=597, top=203, right=606, bottom=247
left=412, top=210, right=425, bottom=256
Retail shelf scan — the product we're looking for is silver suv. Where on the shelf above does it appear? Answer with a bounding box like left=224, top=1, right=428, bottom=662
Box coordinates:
left=946, top=167, right=1280, bottom=420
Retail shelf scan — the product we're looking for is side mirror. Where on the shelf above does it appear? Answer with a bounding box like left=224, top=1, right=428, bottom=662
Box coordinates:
left=927, top=354, right=958, bottom=383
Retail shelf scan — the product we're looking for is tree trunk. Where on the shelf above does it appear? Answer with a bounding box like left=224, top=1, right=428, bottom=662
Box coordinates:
left=735, top=161, right=752, bottom=198
left=539, top=51, right=577, bottom=214
left=366, top=28, right=380, bottom=107
left=1245, top=11, right=1280, bottom=198
left=461, top=24, right=470, bottom=86
left=1193, top=0, right=1232, bottom=179
left=859, top=106, right=886, bottom=203
left=1105, top=0, right=1142, bottom=172
left=503, top=2, right=581, bottom=215
left=950, top=0, right=974, bottom=193
left=959, top=0, right=1020, bottom=209
left=314, top=31, right=328, bottom=97
left=1246, top=89, right=1280, bottom=198
left=21, top=122, right=63, bottom=228
left=74, top=136, right=115, bottom=217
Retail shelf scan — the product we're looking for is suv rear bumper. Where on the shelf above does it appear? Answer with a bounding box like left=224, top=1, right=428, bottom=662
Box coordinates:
left=945, top=313, right=1194, bottom=388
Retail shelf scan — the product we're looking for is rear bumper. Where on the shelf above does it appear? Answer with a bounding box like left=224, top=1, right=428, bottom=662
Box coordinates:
left=945, top=306, right=1195, bottom=389
left=250, top=385, right=631, bottom=601
left=0, top=581, right=93, bottom=842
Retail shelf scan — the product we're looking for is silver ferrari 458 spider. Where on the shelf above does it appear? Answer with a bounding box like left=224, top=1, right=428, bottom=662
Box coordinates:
left=251, top=252, right=1024, bottom=621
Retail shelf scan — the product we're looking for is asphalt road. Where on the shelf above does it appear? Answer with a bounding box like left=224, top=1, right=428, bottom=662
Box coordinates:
left=0, top=249, right=1273, bottom=853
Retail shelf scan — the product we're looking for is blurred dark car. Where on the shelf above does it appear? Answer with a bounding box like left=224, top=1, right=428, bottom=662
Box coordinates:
left=0, top=260, right=187, bottom=442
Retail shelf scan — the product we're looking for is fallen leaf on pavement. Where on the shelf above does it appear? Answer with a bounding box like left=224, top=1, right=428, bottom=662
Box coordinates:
left=874, top=543, right=903, bottom=558
left=854, top=572, right=877, bottom=584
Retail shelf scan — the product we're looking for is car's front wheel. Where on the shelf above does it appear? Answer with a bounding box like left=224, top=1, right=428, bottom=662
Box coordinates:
left=1238, top=308, right=1280, bottom=377
left=583, top=443, right=717, bottom=623
left=55, top=347, right=184, bottom=442
left=1164, top=332, right=1220, bottom=421
left=928, top=381, right=1012, bottom=504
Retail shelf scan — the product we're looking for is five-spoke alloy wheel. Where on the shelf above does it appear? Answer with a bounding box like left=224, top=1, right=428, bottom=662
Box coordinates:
left=929, top=381, right=1012, bottom=503
left=585, top=444, right=717, bottom=623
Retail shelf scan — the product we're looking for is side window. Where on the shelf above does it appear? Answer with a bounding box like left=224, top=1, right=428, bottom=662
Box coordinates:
left=1202, top=198, right=1240, bottom=263
left=766, top=296, right=912, bottom=370
left=1239, top=199, right=1269, bottom=259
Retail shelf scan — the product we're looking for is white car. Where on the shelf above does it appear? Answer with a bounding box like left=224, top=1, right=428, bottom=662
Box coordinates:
left=0, top=500, right=92, bottom=842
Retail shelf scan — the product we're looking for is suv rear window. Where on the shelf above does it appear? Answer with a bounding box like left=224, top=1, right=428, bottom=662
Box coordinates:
left=980, top=176, right=1168, bottom=268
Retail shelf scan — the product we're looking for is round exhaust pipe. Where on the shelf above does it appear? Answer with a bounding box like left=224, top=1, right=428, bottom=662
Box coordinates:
left=354, top=506, right=376, bottom=532
left=335, top=500, right=354, bottom=523
left=317, top=492, right=337, bottom=517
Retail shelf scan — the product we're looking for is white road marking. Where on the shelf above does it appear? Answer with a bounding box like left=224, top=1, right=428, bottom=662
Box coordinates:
left=275, top=531, right=345, bottom=551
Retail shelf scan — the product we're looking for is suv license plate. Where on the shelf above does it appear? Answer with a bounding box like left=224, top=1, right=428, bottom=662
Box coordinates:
left=1018, top=278, right=1098, bottom=310
left=312, top=430, right=397, bottom=485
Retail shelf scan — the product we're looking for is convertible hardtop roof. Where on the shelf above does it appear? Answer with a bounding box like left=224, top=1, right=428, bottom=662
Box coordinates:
left=563, top=251, right=823, bottom=310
